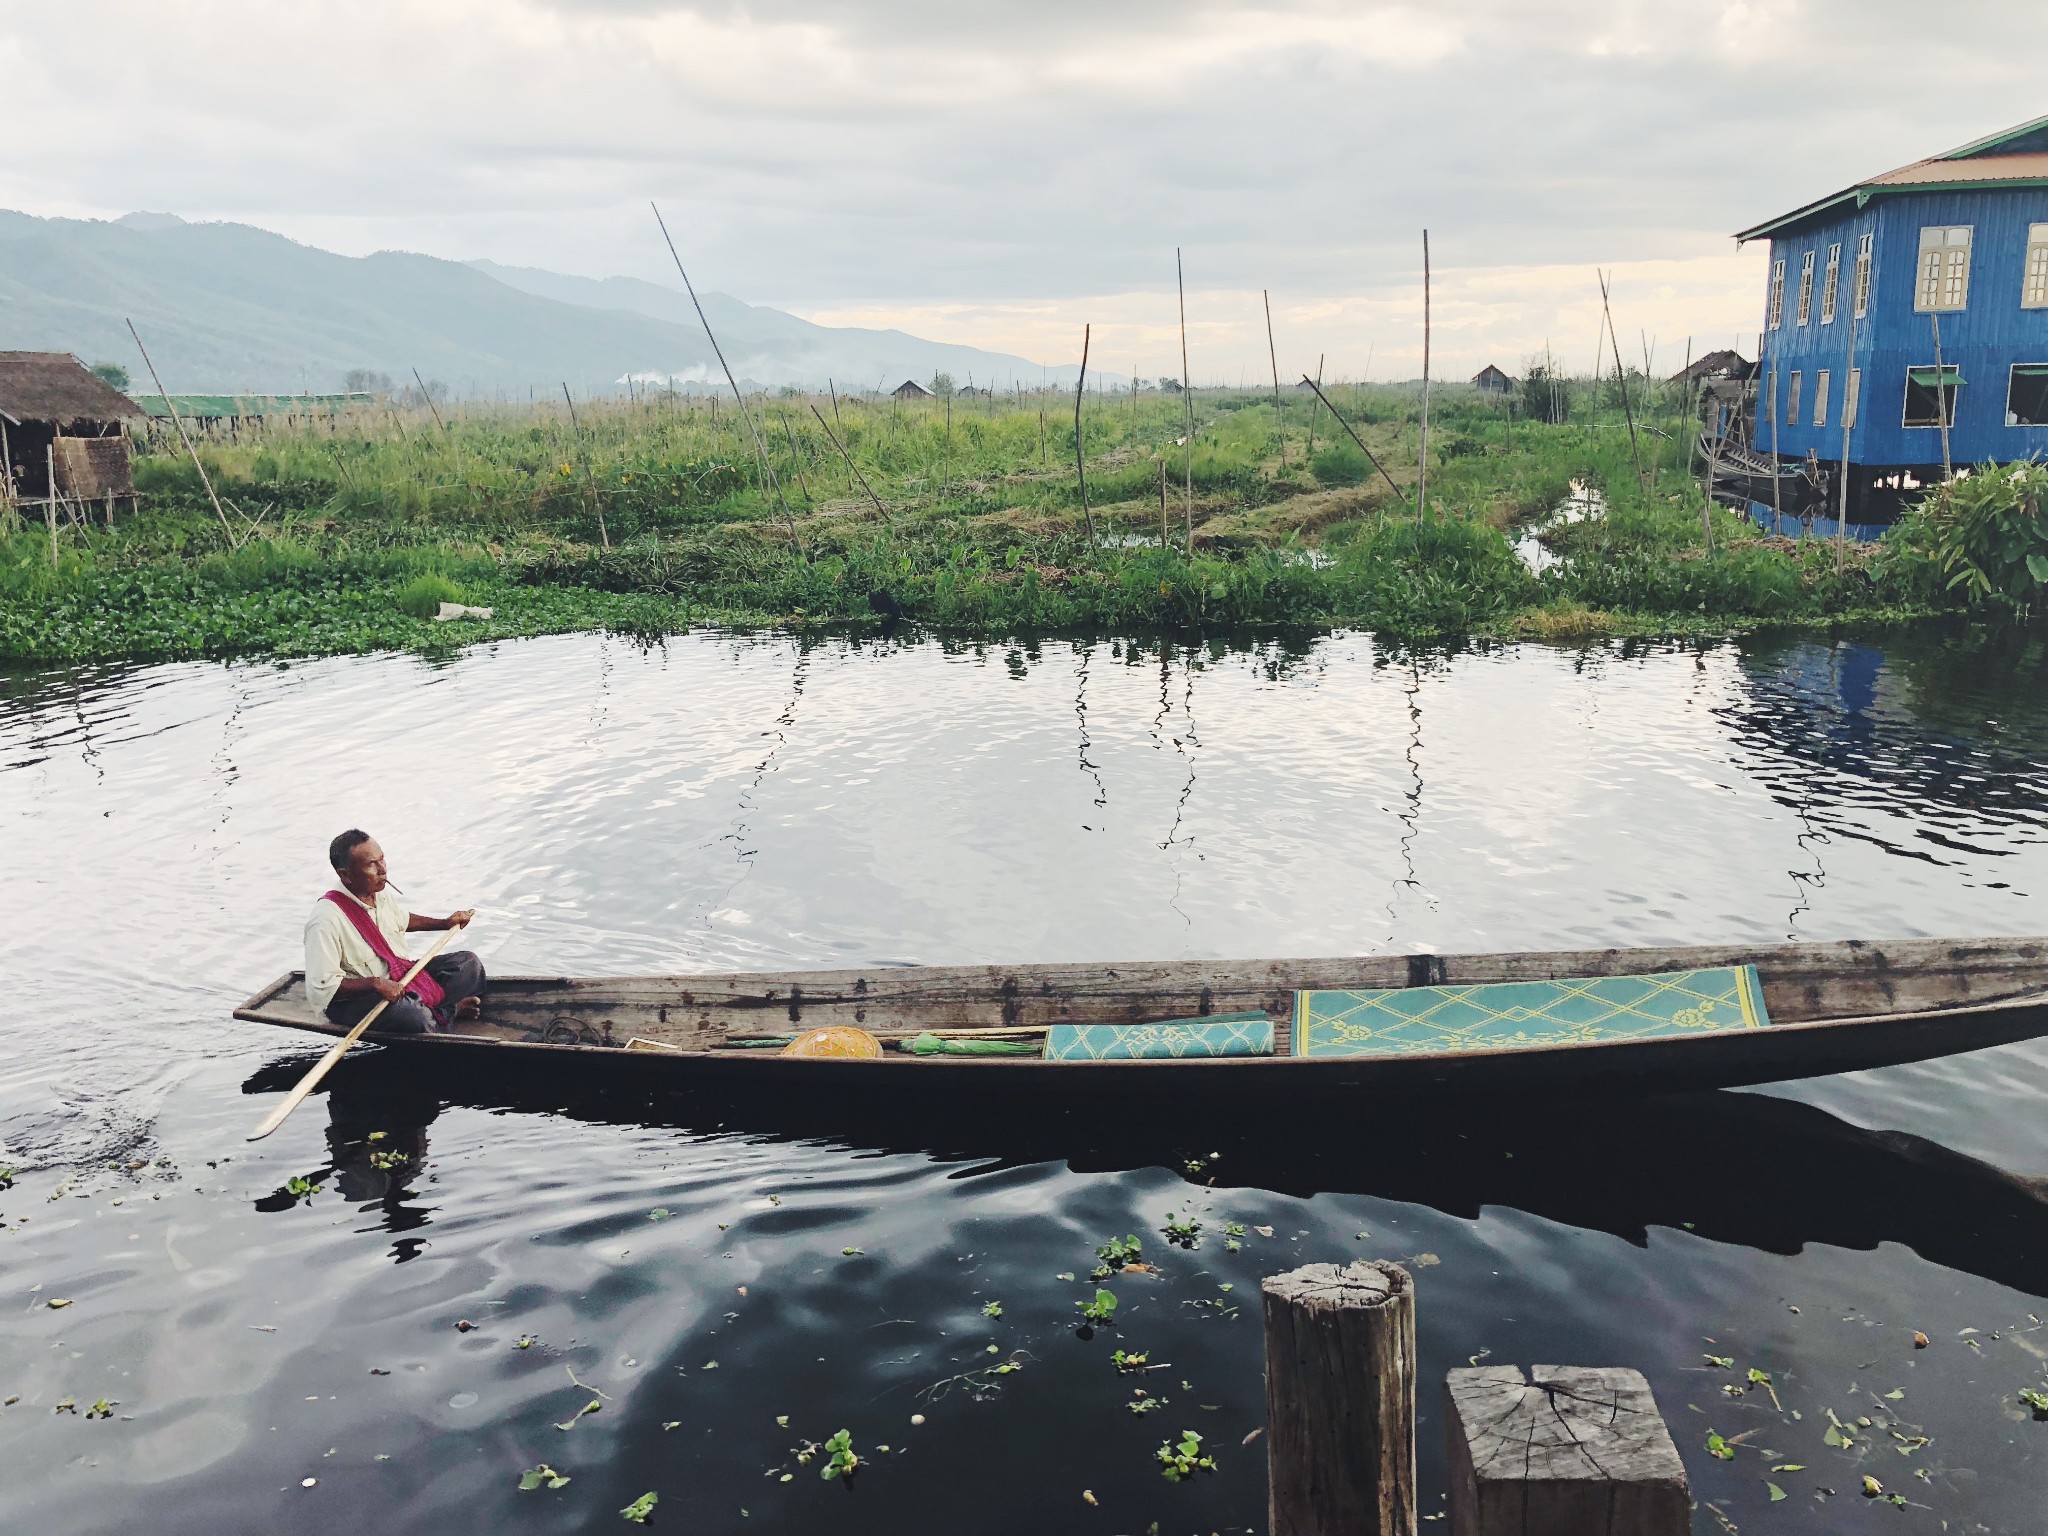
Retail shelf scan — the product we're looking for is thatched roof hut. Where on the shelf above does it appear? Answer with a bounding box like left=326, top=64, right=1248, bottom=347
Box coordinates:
left=0, top=352, right=143, bottom=503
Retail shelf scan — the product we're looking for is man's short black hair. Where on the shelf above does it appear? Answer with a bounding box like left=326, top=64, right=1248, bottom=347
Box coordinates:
left=329, top=829, right=372, bottom=872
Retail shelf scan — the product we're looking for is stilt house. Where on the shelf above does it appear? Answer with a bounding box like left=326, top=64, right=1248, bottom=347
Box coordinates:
left=891, top=379, right=932, bottom=400
left=1471, top=365, right=1514, bottom=393
left=1737, top=112, right=2048, bottom=520
left=0, top=352, right=144, bottom=505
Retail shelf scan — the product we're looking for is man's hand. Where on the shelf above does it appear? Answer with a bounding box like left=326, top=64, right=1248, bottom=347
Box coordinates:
left=372, top=976, right=407, bottom=1003
left=447, top=909, right=475, bottom=929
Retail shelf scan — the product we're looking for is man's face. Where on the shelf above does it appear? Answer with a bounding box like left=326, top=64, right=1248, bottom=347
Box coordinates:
left=343, top=838, right=388, bottom=898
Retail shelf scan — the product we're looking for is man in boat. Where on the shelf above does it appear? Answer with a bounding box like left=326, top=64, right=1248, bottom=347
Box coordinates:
left=305, top=829, right=482, bottom=1035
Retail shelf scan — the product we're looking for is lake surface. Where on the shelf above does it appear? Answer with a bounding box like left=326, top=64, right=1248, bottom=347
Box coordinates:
left=4, top=625, right=2048, bottom=1535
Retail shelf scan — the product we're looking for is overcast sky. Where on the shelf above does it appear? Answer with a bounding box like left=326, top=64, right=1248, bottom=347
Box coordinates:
left=4, top=1, right=2045, bottom=381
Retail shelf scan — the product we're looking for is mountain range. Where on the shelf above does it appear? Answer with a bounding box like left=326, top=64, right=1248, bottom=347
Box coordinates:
left=0, top=210, right=1064, bottom=396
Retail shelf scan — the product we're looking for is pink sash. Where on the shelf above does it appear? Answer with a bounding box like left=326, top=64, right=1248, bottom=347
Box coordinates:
left=323, top=890, right=446, bottom=1014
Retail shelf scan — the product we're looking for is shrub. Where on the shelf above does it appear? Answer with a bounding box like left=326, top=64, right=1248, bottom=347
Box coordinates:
left=394, top=572, right=465, bottom=619
left=1885, top=460, right=2048, bottom=609
left=1311, top=444, right=1371, bottom=486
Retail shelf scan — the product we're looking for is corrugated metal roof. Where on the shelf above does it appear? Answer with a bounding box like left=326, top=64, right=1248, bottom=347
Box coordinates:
left=0, top=351, right=144, bottom=426
left=1870, top=151, right=2048, bottom=187
left=1734, top=114, right=2048, bottom=243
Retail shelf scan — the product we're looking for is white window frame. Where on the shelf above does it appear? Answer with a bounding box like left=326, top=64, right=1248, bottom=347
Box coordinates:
left=1768, top=259, right=1787, bottom=329
left=1844, top=368, right=1861, bottom=428
left=1796, top=250, right=1816, bottom=325
left=1813, top=369, right=1831, bottom=427
left=1821, top=243, right=1841, bottom=324
left=1915, top=225, right=1973, bottom=313
left=1787, top=370, right=1803, bottom=424
left=1853, top=232, right=1874, bottom=318
left=2025, top=224, right=2048, bottom=310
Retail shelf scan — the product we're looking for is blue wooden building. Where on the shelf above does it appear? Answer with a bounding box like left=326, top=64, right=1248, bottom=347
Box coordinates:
left=1737, top=113, right=2048, bottom=520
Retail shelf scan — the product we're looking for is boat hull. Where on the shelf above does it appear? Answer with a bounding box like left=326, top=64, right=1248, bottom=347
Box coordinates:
left=234, top=936, right=2048, bottom=1101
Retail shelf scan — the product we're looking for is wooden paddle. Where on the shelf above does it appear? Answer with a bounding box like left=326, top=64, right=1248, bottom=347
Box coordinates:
left=247, top=918, right=469, bottom=1142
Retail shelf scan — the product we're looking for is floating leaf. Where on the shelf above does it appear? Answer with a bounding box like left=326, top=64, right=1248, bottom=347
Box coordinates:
left=1771, top=1463, right=1806, bottom=1472
left=620, top=1490, right=658, bottom=1522
left=648, top=1208, right=672, bottom=1222
left=821, top=1428, right=860, bottom=1481
left=1766, top=1482, right=1787, bottom=1502
left=982, top=1301, right=1003, bottom=1319
left=1704, top=1355, right=1734, bottom=1369
left=519, top=1464, right=571, bottom=1491
left=842, top=1247, right=863, bottom=1257
left=1705, top=1431, right=1734, bottom=1461
left=1861, top=1475, right=1885, bottom=1498
left=554, top=1399, right=601, bottom=1431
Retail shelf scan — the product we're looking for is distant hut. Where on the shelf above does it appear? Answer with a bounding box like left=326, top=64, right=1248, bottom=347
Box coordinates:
left=1669, top=349, right=1755, bottom=386
left=1472, top=364, right=1515, bottom=393
left=892, top=379, right=933, bottom=400
left=0, top=352, right=144, bottom=508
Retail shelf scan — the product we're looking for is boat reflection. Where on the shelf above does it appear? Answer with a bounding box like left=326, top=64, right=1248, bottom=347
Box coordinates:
left=248, top=1050, right=2048, bottom=1298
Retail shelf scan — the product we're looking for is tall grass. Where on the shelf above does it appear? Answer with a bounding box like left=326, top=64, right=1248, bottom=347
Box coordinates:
left=0, top=377, right=1962, bottom=663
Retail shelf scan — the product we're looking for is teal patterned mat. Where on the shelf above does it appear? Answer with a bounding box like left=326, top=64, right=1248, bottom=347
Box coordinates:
left=1293, top=966, right=1768, bottom=1058
left=1046, top=1012, right=1275, bottom=1061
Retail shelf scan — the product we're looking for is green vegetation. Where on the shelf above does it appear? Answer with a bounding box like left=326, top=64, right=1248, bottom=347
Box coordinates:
left=1, top=377, right=2032, bottom=666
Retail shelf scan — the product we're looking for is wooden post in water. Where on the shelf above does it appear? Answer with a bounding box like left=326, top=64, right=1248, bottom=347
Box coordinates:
left=1445, top=1366, right=1687, bottom=1536
left=1263, top=1261, right=1416, bottom=1536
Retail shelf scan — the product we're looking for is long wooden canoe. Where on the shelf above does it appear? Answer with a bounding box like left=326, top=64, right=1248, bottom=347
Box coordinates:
left=232, top=935, right=2048, bottom=1100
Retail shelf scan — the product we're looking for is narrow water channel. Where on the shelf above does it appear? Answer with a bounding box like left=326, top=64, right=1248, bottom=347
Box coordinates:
left=3, top=626, right=2046, bottom=1535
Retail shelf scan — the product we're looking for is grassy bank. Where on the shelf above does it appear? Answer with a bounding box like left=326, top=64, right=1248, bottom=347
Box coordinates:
left=0, top=377, right=2015, bottom=666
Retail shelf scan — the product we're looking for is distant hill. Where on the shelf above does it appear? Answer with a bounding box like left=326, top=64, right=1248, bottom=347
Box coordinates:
left=0, top=210, right=1064, bottom=396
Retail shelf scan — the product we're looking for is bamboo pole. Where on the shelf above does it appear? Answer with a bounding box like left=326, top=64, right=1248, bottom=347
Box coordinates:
left=809, top=402, right=889, bottom=525
left=1177, top=248, right=1194, bottom=545
left=1264, top=289, right=1285, bottom=465
left=1301, top=375, right=1406, bottom=504
left=778, top=410, right=813, bottom=503
left=1158, top=458, right=1169, bottom=548
left=45, top=445, right=60, bottom=567
left=127, top=318, right=238, bottom=548
left=1931, top=311, right=1953, bottom=483
left=1598, top=271, right=1648, bottom=496
left=1417, top=231, right=1432, bottom=522
left=1306, top=353, right=1324, bottom=459
left=1835, top=304, right=1860, bottom=573
left=1074, top=324, right=1096, bottom=541
left=649, top=202, right=799, bottom=550
left=561, top=383, right=610, bottom=550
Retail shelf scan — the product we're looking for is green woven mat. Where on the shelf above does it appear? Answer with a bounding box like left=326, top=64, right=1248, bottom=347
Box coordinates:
left=1046, top=1013, right=1275, bottom=1061
left=1293, top=966, right=1768, bottom=1058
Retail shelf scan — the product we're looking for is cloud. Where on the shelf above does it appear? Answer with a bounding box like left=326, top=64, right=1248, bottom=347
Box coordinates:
left=0, top=0, right=2042, bottom=377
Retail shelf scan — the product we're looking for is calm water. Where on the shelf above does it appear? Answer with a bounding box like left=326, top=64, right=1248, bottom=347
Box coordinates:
left=4, top=626, right=2048, bottom=1535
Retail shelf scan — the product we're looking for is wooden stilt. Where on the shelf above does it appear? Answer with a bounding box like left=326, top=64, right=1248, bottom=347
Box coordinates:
left=1445, top=1365, right=1687, bottom=1536
left=1262, top=1261, right=1415, bottom=1536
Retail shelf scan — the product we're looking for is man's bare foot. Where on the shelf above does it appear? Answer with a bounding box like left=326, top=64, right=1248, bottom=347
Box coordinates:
left=455, top=997, right=483, bottom=1021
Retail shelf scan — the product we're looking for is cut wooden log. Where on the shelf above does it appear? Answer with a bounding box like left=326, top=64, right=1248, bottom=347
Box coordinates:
left=1263, top=1260, right=1415, bottom=1536
left=1444, top=1365, right=1687, bottom=1536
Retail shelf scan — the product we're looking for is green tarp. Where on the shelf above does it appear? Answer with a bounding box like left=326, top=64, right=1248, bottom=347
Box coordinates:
left=1292, top=966, right=1768, bottom=1058
left=1046, top=1012, right=1275, bottom=1061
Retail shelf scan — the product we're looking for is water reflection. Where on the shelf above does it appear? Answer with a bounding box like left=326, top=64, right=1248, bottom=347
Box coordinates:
left=304, top=1050, right=2048, bottom=1302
